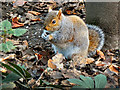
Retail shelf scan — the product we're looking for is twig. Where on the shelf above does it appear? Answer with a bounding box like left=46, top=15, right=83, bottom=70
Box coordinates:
left=35, top=69, right=47, bottom=86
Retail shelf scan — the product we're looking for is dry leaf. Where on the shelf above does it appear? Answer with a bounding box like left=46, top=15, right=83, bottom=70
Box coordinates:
left=96, top=63, right=105, bottom=66
left=28, top=78, right=36, bottom=86
left=12, top=17, right=20, bottom=23
left=35, top=53, right=43, bottom=60
left=50, top=71, right=63, bottom=79
left=48, top=53, right=65, bottom=69
left=73, top=12, right=77, bottom=15
left=66, top=10, right=72, bottom=14
left=25, top=13, right=41, bottom=23
left=13, top=0, right=27, bottom=7
left=95, top=60, right=111, bottom=67
left=96, top=50, right=105, bottom=60
left=69, top=82, right=76, bottom=86
left=52, top=53, right=65, bottom=62
left=28, top=11, right=41, bottom=16
left=12, top=22, right=24, bottom=28
left=85, top=58, right=95, bottom=64
left=23, top=40, right=28, bottom=47
left=52, top=53, right=65, bottom=69
left=48, top=59, right=57, bottom=69
left=0, top=67, right=7, bottom=73
left=31, top=18, right=41, bottom=21
left=6, top=38, right=20, bottom=45
left=0, top=54, right=16, bottom=62
left=109, top=65, right=118, bottom=75
left=12, top=17, right=24, bottom=28
left=107, top=51, right=115, bottom=56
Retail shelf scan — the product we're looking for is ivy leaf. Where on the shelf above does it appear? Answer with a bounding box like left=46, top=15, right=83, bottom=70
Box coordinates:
left=94, top=74, right=107, bottom=88
left=71, top=86, right=86, bottom=89
left=0, top=41, right=15, bottom=53
left=12, top=28, right=27, bottom=36
left=8, top=30, right=14, bottom=35
left=6, top=41, right=16, bottom=49
left=67, top=79, right=83, bottom=85
left=80, top=75, right=94, bottom=88
left=0, top=82, right=16, bottom=89
left=0, top=43, right=10, bottom=53
left=3, top=72, right=21, bottom=83
left=0, top=20, right=12, bottom=31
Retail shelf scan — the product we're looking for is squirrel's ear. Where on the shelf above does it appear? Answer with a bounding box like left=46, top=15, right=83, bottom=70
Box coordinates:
left=57, top=8, right=62, bottom=20
left=48, top=7, right=52, bottom=12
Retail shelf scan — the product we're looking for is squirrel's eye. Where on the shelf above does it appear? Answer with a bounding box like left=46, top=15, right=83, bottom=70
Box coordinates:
left=52, top=20, right=56, bottom=24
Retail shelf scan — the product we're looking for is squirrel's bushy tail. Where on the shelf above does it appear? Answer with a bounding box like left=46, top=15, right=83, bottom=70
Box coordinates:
left=87, top=24, right=105, bottom=57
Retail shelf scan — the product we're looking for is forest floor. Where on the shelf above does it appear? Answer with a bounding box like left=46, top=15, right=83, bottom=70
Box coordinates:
left=0, top=1, right=119, bottom=89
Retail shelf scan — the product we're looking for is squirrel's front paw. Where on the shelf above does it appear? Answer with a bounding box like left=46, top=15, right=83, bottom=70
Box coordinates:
left=41, top=32, right=47, bottom=39
left=41, top=30, right=50, bottom=40
left=41, top=32, right=53, bottom=41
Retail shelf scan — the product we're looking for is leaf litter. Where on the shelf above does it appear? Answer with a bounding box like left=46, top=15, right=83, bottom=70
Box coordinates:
left=0, top=2, right=119, bottom=89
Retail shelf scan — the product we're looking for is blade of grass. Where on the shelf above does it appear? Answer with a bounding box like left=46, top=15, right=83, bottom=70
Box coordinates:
left=0, top=62, right=25, bottom=79
left=7, top=61, right=26, bottom=77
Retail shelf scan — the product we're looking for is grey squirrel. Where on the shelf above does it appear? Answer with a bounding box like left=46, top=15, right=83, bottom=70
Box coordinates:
left=42, top=8, right=104, bottom=64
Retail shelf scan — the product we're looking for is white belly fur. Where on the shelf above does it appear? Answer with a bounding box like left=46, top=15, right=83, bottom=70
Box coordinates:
left=52, top=43, right=81, bottom=59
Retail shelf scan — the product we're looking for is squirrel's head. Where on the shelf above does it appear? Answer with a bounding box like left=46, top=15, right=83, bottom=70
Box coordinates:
left=44, top=8, right=62, bottom=31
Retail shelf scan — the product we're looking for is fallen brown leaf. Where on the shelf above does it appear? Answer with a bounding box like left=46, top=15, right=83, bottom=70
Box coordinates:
left=12, top=17, right=24, bottom=28
left=31, top=18, right=41, bottom=21
left=28, top=11, right=41, bottom=16
left=35, top=53, right=43, bottom=60
left=23, top=40, right=28, bottom=48
left=0, top=67, right=7, bottom=73
left=28, top=78, right=36, bottom=86
left=73, top=12, right=77, bottom=15
left=12, top=22, right=24, bottom=28
left=0, top=54, right=16, bottom=62
left=96, top=63, right=105, bottom=66
left=48, top=59, right=57, bottom=69
left=69, top=82, right=76, bottom=86
left=109, top=65, right=119, bottom=75
left=6, top=38, right=20, bottom=45
left=95, top=60, right=110, bottom=67
left=107, top=51, right=115, bottom=56
left=51, top=53, right=64, bottom=69
left=97, top=50, right=105, bottom=60
left=85, top=58, right=95, bottom=64
left=66, top=10, right=72, bottom=14
left=13, top=0, right=27, bottom=8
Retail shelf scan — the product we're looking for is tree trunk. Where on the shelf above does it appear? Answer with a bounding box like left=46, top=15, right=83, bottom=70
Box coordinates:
left=86, top=2, right=119, bottom=50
